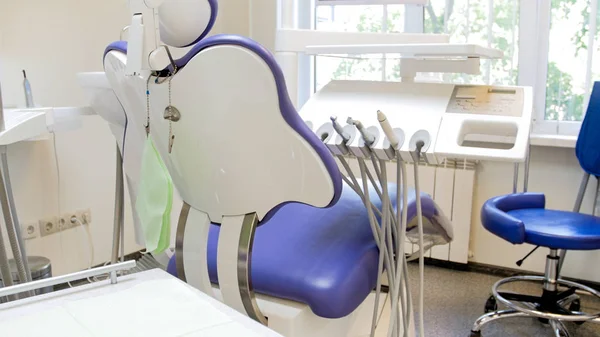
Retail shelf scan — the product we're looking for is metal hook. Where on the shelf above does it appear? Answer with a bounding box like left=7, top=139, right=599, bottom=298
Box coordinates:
left=153, top=45, right=178, bottom=84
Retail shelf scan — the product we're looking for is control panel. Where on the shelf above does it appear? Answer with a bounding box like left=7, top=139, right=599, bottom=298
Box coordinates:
left=446, top=85, right=524, bottom=117
left=300, top=80, right=533, bottom=163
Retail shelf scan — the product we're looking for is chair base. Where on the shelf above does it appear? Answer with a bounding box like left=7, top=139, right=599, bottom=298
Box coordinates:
left=469, top=251, right=600, bottom=336
left=470, top=309, right=571, bottom=337
left=212, top=286, right=416, bottom=337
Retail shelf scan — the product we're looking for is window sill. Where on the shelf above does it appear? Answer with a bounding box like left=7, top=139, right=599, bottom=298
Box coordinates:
left=463, top=134, right=576, bottom=150
left=530, top=134, right=576, bottom=148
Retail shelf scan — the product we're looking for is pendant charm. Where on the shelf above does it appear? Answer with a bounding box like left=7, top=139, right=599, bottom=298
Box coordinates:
left=169, top=134, right=175, bottom=153
left=164, top=105, right=181, bottom=122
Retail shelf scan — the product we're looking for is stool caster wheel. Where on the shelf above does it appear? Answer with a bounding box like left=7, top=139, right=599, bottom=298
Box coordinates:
left=469, top=331, right=482, bottom=337
left=569, top=299, right=585, bottom=326
left=569, top=299, right=581, bottom=312
left=484, top=295, right=497, bottom=313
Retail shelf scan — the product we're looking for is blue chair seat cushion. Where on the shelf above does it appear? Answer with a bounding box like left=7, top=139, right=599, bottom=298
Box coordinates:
left=508, top=208, right=600, bottom=250
left=168, top=182, right=441, bottom=319
left=207, top=182, right=406, bottom=319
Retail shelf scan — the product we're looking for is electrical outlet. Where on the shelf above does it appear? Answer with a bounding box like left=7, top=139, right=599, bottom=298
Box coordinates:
left=39, top=217, right=60, bottom=237
left=77, top=209, right=92, bottom=225
left=21, top=223, right=38, bottom=240
left=59, top=213, right=80, bottom=230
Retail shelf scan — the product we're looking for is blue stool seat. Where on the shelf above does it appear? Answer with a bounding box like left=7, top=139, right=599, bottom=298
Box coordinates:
left=482, top=193, right=600, bottom=250
left=168, top=182, right=442, bottom=319
left=508, top=209, right=600, bottom=250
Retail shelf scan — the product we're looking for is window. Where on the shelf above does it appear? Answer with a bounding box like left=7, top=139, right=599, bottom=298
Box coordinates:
left=307, top=0, right=600, bottom=136
left=545, top=0, right=599, bottom=122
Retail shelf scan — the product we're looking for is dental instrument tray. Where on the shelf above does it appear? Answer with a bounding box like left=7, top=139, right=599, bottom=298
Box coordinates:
left=300, top=80, right=533, bottom=164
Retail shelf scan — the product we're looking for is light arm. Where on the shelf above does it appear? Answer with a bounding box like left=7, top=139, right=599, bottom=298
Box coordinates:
left=125, top=0, right=164, bottom=75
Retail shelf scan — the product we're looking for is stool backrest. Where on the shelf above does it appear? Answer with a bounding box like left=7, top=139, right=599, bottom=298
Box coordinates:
left=576, top=81, right=600, bottom=176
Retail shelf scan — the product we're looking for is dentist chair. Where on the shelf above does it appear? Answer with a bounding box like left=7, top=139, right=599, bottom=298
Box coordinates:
left=469, top=83, right=600, bottom=337
left=103, top=1, right=452, bottom=336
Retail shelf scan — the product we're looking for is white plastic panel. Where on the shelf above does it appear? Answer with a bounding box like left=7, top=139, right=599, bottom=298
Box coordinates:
left=276, top=29, right=449, bottom=53
left=435, top=85, right=533, bottom=163
left=104, top=45, right=335, bottom=223
left=182, top=207, right=214, bottom=296
left=0, top=108, right=52, bottom=145
left=299, top=80, right=454, bottom=164
left=300, top=80, right=533, bottom=163
left=78, top=71, right=147, bottom=245
left=305, top=43, right=503, bottom=59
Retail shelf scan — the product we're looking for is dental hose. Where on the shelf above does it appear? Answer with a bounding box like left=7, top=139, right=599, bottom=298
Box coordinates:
left=391, top=159, right=410, bottom=337
left=359, top=159, right=396, bottom=337
left=330, top=115, right=418, bottom=337
left=342, top=156, right=402, bottom=337
left=414, top=142, right=426, bottom=337
left=337, top=157, right=388, bottom=337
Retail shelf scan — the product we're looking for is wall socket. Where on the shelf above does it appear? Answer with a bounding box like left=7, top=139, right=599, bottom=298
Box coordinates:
left=39, top=217, right=60, bottom=237
left=38, top=209, right=92, bottom=238
left=21, top=223, right=39, bottom=240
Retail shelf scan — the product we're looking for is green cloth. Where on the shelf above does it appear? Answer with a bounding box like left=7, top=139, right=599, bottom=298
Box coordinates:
left=136, top=137, right=173, bottom=254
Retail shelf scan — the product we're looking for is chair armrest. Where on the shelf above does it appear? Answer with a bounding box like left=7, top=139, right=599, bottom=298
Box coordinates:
left=481, top=193, right=546, bottom=245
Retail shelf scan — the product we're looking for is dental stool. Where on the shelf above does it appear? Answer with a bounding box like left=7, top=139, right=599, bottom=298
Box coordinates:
left=470, top=83, right=600, bottom=337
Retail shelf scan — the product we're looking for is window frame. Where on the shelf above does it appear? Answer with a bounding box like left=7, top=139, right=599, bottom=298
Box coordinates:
left=305, top=0, right=597, bottom=137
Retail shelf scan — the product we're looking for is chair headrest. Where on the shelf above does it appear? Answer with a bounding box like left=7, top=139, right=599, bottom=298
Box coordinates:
left=158, top=0, right=218, bottom=48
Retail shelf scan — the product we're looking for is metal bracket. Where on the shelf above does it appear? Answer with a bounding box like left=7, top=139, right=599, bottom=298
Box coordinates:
left=0, top=261, right=136, bottom=299
left=152, top=45, right=179, bottom=84
left=217, top=213, right=267, bottom=325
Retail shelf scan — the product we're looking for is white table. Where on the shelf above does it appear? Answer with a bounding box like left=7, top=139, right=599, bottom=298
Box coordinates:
left=0, top=269, right=283, bottom=337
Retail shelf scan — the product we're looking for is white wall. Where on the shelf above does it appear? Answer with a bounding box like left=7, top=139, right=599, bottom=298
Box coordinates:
left=0, top=0, right=142, bottom=276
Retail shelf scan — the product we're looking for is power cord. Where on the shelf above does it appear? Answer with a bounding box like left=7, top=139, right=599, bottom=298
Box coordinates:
left=71, top=217, right=94, bottom=283
left=51, top=133, right=73, bottom=288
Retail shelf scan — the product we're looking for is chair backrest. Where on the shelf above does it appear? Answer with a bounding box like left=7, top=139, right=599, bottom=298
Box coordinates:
left=576, top=81, right=600, bottom=176
left=103, top=1, right=342, bottom=223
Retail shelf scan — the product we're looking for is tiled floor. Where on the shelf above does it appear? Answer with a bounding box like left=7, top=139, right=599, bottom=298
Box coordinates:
left=393, top=264, right=600, bottom=337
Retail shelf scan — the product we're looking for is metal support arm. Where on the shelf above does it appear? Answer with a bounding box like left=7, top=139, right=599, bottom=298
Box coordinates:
left=217, top=213, right=267, bottom=325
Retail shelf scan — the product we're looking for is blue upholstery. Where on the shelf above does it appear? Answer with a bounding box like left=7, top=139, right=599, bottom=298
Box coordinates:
left=167, top=182, right=441, bottom=319
left=576, top=81, right=600, bottom=176
left=104, top=41, right=127, bottom=58
left=481, top=193, right=545, bottom=245
left=482, top=193, right=600, bottom=250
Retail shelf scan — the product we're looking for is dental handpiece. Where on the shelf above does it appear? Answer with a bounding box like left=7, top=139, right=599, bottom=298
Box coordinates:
left=377, top=110, right=400, bottom=150
left=347, top=117, right=375, bottom=146
left=330, top=116, right=351, bottom=142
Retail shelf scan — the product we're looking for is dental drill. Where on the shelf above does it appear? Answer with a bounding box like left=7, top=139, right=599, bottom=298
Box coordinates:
left=325, top=111, right=427, bottom=337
